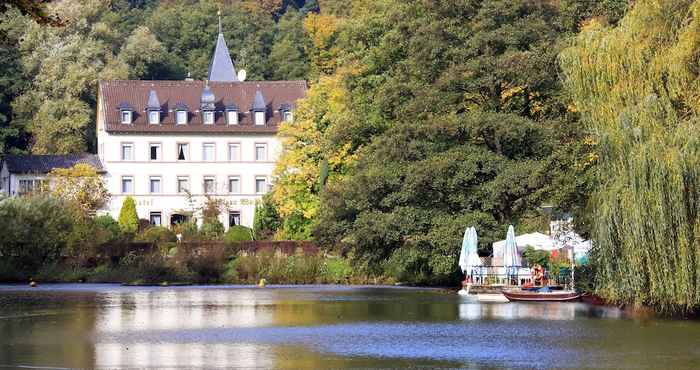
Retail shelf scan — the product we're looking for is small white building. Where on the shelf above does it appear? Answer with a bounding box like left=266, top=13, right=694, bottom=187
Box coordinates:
left=0, top=154, right=104, bottom=197
left=96, top=31, right=306, bottom=229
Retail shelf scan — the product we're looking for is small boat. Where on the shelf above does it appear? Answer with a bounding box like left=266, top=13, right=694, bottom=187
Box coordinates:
left=502, top=288, right=581, bottom=302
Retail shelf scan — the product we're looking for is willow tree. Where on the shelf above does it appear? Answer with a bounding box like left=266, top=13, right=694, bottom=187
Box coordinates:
left=560, top=1, right=700, bottom=313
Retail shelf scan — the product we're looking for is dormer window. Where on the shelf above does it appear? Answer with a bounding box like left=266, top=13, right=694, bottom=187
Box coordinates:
left=175, top=102, right=188, bottom=125
left=255, top=111, right=265, bottom=126
left=225, top=104, right=239, bottom=125
left=284, top=111, right=293, bottom=122
left=176, top=110, right=187, bottom=125
left=149, top=111, right=160, bottom=125
left=280, top=104, right=293, bottom=123
left=203, top=111, right=215, bottom=125
left=251, top=89, right=267, bottom=126
left=121, top=110, right=132, bottom=124
left=145, top=90, right=161, bottom=125
left=118, top=102, right=134, bottom=124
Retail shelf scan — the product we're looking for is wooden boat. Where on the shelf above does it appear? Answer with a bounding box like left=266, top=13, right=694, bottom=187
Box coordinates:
left=502, top=289, right=581, bottom=302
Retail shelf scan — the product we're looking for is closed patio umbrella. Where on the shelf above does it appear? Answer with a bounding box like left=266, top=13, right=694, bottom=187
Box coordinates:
left=459, top=227, right=470, bottom=274
left=466, top=227, right=483, bottom=281
left=503, top=225, right=520, bottom=284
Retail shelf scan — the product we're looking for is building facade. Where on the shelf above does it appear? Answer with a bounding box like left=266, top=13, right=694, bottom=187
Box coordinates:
left=0, top=154, right=103, bottom=197
left=96, top=31, right=306, bottom=228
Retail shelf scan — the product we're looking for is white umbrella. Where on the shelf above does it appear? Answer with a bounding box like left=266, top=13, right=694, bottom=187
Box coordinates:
left=503, top=225, right=520, bottom=283
left=458, top=227, right=469, bottom=273
left=466, top=227, right=482, bottom=277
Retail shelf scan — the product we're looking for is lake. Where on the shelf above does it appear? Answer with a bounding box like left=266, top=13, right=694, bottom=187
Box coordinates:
left=0, top=284, right=698, bottom=369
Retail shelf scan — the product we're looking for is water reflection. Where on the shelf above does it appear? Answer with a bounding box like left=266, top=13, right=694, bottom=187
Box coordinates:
left=1, top=285, right=699, bottom=369
left=458, top=301, right=624, bottom=321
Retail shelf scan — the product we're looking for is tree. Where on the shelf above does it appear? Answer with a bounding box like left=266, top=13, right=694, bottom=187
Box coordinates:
left=0, top=0, right=63, bottom=26
left=118, top=25, right=168, bottom=79
left=48, top=163, right=109, bottom=214
left=253, top=193, right=281, bottom=240
left=270, top=9, right=309, bottom=80
left=118, top=196, right=138, bottom=234
left=560, top=0, right=700, bottom=313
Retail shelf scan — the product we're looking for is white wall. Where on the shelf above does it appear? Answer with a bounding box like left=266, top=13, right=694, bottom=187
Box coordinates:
left=98, top=130, right=281, bottom=228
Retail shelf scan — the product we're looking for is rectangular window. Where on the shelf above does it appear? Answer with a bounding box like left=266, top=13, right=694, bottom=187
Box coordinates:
left=227, top=111, right=238, bottom=125
left=203, top=143, right=215, bottom=161
left=203, top=111, right=214, bottom=125
left=203, top=177, right=215, bottom=194
left=228, top=143, right=240, bottom=161
left=149, top=176, right=161, bottom=194
left=177, top=143, right=189, bottom=161
left=149, top=111, right=160, bottom=125
left=176, top=110, right=187, bottom=125
left=150, top=212, right=162, bottom=226
left=229, top=211, right=241, bottom=227
left=18, top=179, right=43, bottom=195
left=228, top=176, right=240, bottom=194
left=149, top=143, right=161, bottom=161
left=255, top=144, right=267, bottom=161
left=255, top=177, right=267, bottom=194
left=121, top=111, right=132, bottom=124
left=283, top=111, right=293, bottom=122
left=121, top=143, right=133, bottom=161
left=255, top=111, right=265, bottom=126
left=121, top=177, right=133, bottom=194
left=177, top=177, right=190, bottom=193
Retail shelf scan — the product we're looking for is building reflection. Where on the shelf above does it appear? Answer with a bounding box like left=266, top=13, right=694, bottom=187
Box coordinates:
left=94, top=288, right=276, bottom=368
left=458, top=302, right=624, bottom=321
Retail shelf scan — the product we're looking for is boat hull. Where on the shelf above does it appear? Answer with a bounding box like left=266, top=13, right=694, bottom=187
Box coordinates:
left=502, top=290, right=581, bottom=302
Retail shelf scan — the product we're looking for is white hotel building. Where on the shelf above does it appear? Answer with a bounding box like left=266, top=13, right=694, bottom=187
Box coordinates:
left=95, top=31, right=306, bottom=228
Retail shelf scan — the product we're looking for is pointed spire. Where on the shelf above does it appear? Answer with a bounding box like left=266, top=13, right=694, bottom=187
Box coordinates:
left=252, top=89, right=266, bottom=111
left=208, top=25, right=238, bottom=82
left=146, top=90, right=160, bottom=110
left=218, top=8, right=222, bottom=34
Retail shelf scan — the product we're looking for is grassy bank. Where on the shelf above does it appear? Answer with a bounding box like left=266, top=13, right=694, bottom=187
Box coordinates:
left=0, top=246, right=389, bottom=286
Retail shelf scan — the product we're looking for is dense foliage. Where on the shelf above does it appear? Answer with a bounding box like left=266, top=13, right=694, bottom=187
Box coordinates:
left=561, top=0, right=700, bottom=313
left=273, top=0, right=626, bottom=282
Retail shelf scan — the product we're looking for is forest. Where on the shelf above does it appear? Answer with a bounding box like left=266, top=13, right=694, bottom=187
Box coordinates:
left=2, top=0, right=700, bottom=313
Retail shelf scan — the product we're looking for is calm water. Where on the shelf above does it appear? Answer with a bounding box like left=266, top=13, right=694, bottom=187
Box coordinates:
left=0, top=285, right=699, bottom=369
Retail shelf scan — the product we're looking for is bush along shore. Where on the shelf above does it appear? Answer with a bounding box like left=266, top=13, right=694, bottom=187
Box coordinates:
left=0, top=195, right=388, bottom=285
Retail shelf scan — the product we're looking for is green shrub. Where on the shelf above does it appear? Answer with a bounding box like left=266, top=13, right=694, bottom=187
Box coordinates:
left=118, top=197, right=138, bottom=234
left=94, top=214, right=121, bottom=243
left=173, top=221, right=199, bottom=242
left=200, top=220, right=225, bottom=240
left=253, top=193, right=281, bottom=240
left=0, top=195, right=75, bottom=273
left=321, top=257, right=352, bottom=284
left=224, top=225, right=253, bottom=243
left=136, top=226, right=177, bottom=243
left=383, top=247, right=432, bottom=285
left=522, top=246, right=550, bottom=268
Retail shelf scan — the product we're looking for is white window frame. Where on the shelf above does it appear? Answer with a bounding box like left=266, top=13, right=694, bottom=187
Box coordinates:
left=149, top=176, right=162, bottom=194
left=149, top=211, right=162, bottom=226
left=255, top=176, right=267, bottom=194
left=121, top=176, right=134, bottom=194
left=177, top=143, right=189, bottom=161
left=202, top=143, right=216, bottom=161
left=254, top=111, right=265, bottom=126
left=121, top=143, right=134, bottom=161
left=120, top=110, right=132, bottom=124
left=228, top=143, right=240, bottom=161
left=255, top=143, right=267, bottom=161
left=149, top=143, right=162, bottom=161
left=176, top=110, right=188, bottom=125
left=228, top=176, right=241, bottom=194
left=149, top=111, right=160, bottom=125
left=203, top=176, right=216, bottom=194
left=176, top=176, right=190, bottom=194
left=227, top=110, right=238, bottom=125
left=203, top=111, right=215, bottom=125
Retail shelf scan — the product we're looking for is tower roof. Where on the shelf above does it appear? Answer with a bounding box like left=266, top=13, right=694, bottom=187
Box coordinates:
left=252, top=89, right=266, bottom=111
left=208, top=33, right=238, bottom=82
left=146, top=90, right=160, bottom=110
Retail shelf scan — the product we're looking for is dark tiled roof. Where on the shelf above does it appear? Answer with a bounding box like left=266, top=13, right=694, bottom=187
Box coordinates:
left=99, top=80, right=307, bottom=133
left=2, top=154, right=104, bottom=174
